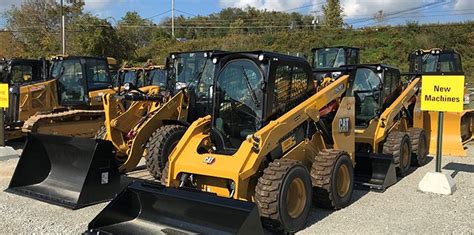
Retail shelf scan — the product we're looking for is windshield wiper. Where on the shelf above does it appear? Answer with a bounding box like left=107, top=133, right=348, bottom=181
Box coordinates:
left=241, top=66, right=260, bottom=107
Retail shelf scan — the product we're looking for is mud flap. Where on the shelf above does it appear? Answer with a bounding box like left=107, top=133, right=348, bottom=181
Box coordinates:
left=86, top=181, right=264, bottom=235
left=354, top=153, right=397, bottom=192
left=6, top=133, right=121, bottom=209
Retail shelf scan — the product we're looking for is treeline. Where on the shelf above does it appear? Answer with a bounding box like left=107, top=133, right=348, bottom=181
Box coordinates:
left=0, top=0, right=473, bottom=81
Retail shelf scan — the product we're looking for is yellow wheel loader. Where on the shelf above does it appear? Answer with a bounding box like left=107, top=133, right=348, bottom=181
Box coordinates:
left=99, top=50, right=220, bottom=175
left=87, top=51, right=358, bottom=233
left=408, top=48, right=473, bottom=157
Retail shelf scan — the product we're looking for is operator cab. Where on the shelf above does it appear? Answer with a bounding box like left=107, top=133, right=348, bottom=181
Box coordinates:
left=312, top=46, right=360, bottom=82
left=50, top=56, right=112, bottom=106
left=408, top=48, right=463, bottom=73
left=347, top=64, right=402, bottom=127
left=168, top=51, right=223, bottom=122
left=1, top=59, right=44, bottom=85
left=211, top=51, right=315, bottom=153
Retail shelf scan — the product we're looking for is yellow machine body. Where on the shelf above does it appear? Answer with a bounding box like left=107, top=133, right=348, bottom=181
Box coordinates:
left=102, top=88, right=189, bottom=172
left=165, top=75, right=355, bottom=201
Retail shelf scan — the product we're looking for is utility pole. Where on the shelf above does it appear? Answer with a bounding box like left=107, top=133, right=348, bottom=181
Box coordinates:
left=171, top=0, right=175, bottom=38
left=61, top=0, right=66, bottom=54
left=311, top=10, right=320, bottom=31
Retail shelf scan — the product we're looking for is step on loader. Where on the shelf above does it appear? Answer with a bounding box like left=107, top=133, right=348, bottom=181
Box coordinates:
left=408, top=48, right=473, bottom=157
left=86, top=51, right=358, bottom=233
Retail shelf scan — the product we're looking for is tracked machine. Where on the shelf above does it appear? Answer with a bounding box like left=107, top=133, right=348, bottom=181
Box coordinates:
left=20, top=55, right=117, bottom=137
left=408, top=48, right=473, bottom=157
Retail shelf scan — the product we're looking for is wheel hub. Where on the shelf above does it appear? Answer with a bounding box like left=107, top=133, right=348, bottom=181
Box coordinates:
left=336, top=164, right=350, bottom=197
left=286, top=178, right=306, bottom=219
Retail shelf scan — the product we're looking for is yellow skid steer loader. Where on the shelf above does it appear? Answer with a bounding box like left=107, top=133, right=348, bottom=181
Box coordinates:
left=86, top=53, right=430, bottom=233
left=86, top=51, right=359, bottom=233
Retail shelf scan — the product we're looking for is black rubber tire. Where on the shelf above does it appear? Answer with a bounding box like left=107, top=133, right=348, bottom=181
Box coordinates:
left=146, top=125, right=187, bottom=180
left=408, top=128, right=428, bottom=166
left=95, top=125, right=106, bottom=139
left=311, top=149, right=354, bottom=209
left=383, top=131, right=412, bottom=176
left=255, top=159, right=312, bottom=233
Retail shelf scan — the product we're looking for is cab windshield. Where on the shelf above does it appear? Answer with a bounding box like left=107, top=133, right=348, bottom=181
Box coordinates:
left=351, top=68, right=381, bottom=126
left=313, top=48, right=345, bottom=69
left=421, top=53, right=463, bottom=73
left=149, top=69, right=167, bottom=87
left=174, top=53, right=207, bottom=84
left=122, top=71, right=138, bottom=85
left=214, top=59, right=263, bottom=149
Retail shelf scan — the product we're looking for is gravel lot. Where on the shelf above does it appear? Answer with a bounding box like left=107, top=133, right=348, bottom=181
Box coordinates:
left=0, top=140, right=473, bottom=234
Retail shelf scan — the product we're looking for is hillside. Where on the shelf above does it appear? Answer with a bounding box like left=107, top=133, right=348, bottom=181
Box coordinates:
left=143, top=22, right=474, bottom=83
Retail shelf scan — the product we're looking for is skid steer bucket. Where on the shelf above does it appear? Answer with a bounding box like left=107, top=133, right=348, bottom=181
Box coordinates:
left=7, top=133, right=121, bottom=209
left=426, top=111, right=473, bottom=157
left=354, top=153, right=397, bottom=192
left=86, top=181, right=264, bottom=235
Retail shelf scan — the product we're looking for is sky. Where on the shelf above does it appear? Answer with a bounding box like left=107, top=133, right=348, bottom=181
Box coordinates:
left=0, top=0, right=473, bottom=28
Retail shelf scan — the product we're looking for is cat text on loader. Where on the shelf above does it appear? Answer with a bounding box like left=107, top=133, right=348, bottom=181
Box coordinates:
left=98, top=50, right=219, bottom=175
left=86, top=51, right=357, bottom=233
left=408, top=48, right=473, bottom=156
left=6, top=55, right=121, bottom=209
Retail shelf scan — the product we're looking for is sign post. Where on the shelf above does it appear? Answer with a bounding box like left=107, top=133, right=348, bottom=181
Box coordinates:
left=418, top=74, right=464, bottom=195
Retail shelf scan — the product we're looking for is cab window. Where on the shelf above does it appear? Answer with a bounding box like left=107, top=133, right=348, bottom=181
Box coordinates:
left=273, top=64, right=310, bottom=116
left=86, top=59, right=111, bottom=90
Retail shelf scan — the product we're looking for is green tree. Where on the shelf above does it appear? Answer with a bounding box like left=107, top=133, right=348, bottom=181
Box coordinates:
left=3, top=0, right=84, bottom=57
left=116, top=11, right=155, bottom=60
left=322, top=0, right=344, bottom=28
left=68, top=14, right=123, bottom=59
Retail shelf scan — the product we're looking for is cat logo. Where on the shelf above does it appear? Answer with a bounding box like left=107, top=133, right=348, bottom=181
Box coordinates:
left=203, top=156, right=215, bottom=165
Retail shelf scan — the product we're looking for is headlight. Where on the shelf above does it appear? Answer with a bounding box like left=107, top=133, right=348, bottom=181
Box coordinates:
left=124, top=83, right=131, bottom=91
left=176, top=82, right=187, bottom=90
left=212, top=58, right=218, bottom=64
left=258, top=54, right=265, bottom=61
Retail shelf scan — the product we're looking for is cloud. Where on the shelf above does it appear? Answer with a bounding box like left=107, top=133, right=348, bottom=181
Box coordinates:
left=219, top=0, right=435, bottom=19
left=83, top=0, right=115, bottom=11
left=454, top=0, right=473, bottom=10
left=219, top=0, right=316, bottom=12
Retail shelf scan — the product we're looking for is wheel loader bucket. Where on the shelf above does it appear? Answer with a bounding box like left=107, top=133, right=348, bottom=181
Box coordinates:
left=7, top=133, right=121, bottom=209
left=86, top=181, right=264, bottom=235
left=426, top=111, right=473, bottom=157
left=354, top=153, right=397, bottom=192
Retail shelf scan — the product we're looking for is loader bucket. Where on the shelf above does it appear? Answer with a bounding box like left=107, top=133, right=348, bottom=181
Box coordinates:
left=7, top=133, right=121, bottom=209
left=354, top=153, right=397, bottom=192
left=86, top=181, right=264, bottom=235
left=427, top=110, right=473, bottom=157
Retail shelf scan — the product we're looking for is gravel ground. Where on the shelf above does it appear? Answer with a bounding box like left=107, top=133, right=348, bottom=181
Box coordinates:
left=0, top=140, right=472, bottom=234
